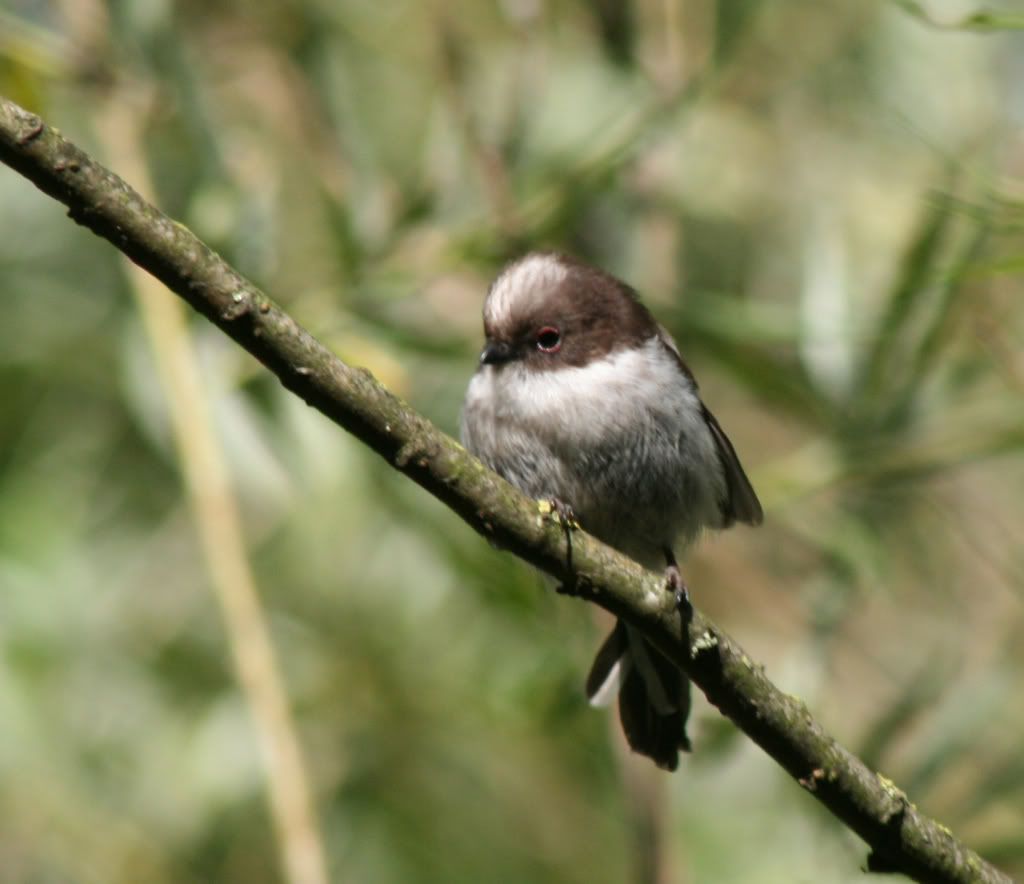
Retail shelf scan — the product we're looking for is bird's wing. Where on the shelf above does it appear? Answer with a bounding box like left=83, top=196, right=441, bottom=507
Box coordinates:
left=701, top=402, right=763, bottom=527
left=655, top=325, right=763, bottom=527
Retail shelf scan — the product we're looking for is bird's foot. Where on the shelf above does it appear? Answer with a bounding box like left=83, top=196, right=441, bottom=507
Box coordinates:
left=665, top=562, right=690, bottom=610
left=663, top=548, right=691, bottom=612
left=546, top=497, right=578, bottom=531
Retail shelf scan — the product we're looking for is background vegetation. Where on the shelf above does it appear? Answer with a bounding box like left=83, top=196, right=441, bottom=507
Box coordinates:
left=1, top=1, right=1023, bottom=882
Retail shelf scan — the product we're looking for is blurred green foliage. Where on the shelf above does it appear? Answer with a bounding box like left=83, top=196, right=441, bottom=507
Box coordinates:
left=1, top=1, right=1023, bottom=882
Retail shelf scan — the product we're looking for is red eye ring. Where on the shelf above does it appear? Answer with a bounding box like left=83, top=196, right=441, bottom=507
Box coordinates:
left=536, top=326, right=561, bottom=353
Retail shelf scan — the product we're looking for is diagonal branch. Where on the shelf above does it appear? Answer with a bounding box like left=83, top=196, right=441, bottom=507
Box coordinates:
left=0, top=95, right=1010, bottom=884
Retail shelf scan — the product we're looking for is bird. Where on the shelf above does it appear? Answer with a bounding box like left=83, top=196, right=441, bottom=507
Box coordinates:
left=461, top=251, right=762, bottom=770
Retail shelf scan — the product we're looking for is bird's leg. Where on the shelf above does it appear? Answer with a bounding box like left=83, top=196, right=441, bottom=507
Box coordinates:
left=663, top=547, right=690, bottom=611
left=548, top=498, right=579, bottom=596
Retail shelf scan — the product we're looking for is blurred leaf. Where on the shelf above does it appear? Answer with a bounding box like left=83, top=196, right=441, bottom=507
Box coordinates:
left=855, top=189, right=955, bottom=411
left=857, top=658, right=959, bottom=771
left=894, top=1, right=1024, bottom=30
left=902, top=675, right=1011, bottom=800
left=714, top=0, right=765, bottom=65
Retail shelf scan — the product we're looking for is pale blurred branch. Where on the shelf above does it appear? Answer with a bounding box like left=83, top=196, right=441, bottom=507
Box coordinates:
left=94, top=94, right=328, bottom=884
left=0, top=95, right=1010, bottom=884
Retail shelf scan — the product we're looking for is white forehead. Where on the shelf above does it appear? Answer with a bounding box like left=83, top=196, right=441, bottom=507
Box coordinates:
left=484, top=253, right=568, bottom=328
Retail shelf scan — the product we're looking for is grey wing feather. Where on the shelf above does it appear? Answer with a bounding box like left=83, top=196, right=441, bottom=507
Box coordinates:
left=655, top=324, right=763, bottom=527
left=701, top=403, right=763, bottom=527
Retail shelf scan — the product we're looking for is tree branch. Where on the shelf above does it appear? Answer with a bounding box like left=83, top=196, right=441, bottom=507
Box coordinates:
left=0, top=95, right=1009, bottom=884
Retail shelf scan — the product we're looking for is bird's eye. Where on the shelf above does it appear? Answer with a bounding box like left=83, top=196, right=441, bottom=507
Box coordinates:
left=536, top=326, right=561, bottom=353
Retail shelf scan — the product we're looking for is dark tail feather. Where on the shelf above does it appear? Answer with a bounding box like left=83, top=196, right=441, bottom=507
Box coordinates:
left=589, top=619, right=692, bottom=771
left=618, top=636, right=692, bottom=771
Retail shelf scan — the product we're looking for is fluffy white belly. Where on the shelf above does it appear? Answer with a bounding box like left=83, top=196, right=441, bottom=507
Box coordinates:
left=461, top=338, right=726, bottom=563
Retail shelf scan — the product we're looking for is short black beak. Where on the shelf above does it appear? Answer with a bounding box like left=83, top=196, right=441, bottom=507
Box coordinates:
left=480, top=340, right=514, bottom=366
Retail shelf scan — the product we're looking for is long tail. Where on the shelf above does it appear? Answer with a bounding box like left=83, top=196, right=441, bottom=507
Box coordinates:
left=586, top=619, right=692, bottom=771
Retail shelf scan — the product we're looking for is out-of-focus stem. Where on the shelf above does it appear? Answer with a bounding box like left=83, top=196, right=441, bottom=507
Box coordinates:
left=97, top=96, right=329, bottom=884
